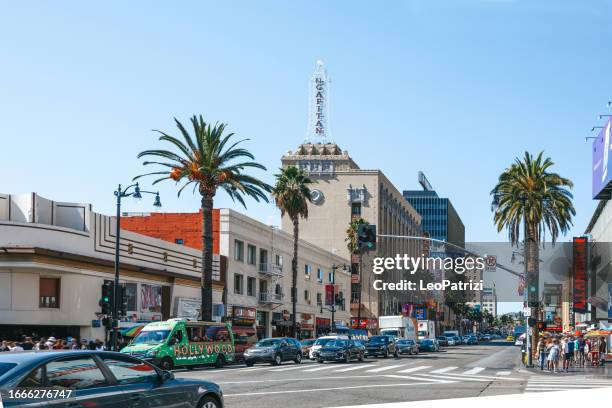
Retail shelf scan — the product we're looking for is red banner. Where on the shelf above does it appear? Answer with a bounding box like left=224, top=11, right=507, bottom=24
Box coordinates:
left=573, top=237, right=587, bottom=314
left=325, top=284, right=334, bottom=306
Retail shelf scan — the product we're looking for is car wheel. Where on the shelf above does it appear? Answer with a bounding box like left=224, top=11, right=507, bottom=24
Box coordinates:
left=408, top=350, right=412, bottom=355
left=394, top=350, right=399, bottom=359
left=186, top=365, right=195, bottom=370
left=383, top=349, right=389, bottom=358
left=317, top=359, right=323, bottom=363
left=345, top=353, right=351, bottom=364
left=274, top=353, right=282, bottom=366
left=358, top=353, right=364, bottom=362
left=294, top=353, right=302, bottom=364
left=215, top=355, right=225, bottom=369
left=246, top=361, right=254, bottom=367
left=199, top=394, right=221, bottom=408
left=160, top=357, right=174, bottom=371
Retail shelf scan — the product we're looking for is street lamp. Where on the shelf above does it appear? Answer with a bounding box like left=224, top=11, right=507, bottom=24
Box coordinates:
left=111, top=182, right=161, bottom=351
left=320, top=264, right=348, bottom=333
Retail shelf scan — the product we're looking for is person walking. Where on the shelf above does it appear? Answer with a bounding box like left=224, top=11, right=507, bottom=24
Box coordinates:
left=549, top=340, right=560, bottom=373
left=599, top=337, right=607, bottom=366
left=0, top=340, right=10, bottom=352
left=564, top=337, right=575, bottom=372
left=537, top=338, right=546, bottom=370
left=21, top=337, right=35, bottom=351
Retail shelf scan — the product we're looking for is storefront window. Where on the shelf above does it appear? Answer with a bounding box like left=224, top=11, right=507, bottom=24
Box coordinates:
left=39, top=277, right=60, bottom=309
left=122, top=282, right=137, bottom=311
left=140, top=284, right=162, bottom=313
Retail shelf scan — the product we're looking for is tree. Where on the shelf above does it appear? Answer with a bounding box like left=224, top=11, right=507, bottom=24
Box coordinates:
left=346, top=218, right=368, bottom=327
left=272, top=166, right=315, bottom=338
left=135, top=115, right=271, bottom=321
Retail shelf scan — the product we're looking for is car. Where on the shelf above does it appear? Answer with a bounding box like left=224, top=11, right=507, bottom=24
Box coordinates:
left=453, top=336, right=463, bottom=345
left=461, top=335, right=471, bottom=343
left=396, top=339, right=419, bottom=355
left=466, top=336, right=479, bottom=345
left=506, top=335, right=514, bottom=342
left=309, top=335, right=349, bottom=360
left=243, top=337, right=302, bottom=366
left=300, top=339, right=316, bottom=356
left=446, top=337, right=457, bottom=346
left=436, top=336, right=449, bottom=347
left=316, top=339, right=364, bottom=363
left=483, top=334, right=492, bottom=341
left=417, top=339, right=439, bottom=352
left=0, top=351, right=224, bottom=408
left=365, top=335, right=398, bottom=358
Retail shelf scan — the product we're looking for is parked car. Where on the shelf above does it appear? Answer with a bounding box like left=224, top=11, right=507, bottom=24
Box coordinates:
left=309, top=335, right=349, bottom=360
left=436, top=336, right=449, bottom=347
left=365, top=335, right=398, bottom=358
left=396, top=339, right=419, bottom=355
left=301, top=339, right=316, bottom=356
left=446, top=336, right=457, bottom=346
left=317, top=339, right=364, bottom=363
left=466, top=336, right=479, bottom=345
left=243, top=337, right=302, bottom=366
left=0, top=351, right=224, bottom=408
left=483, top=334, right=492, bottom=341
left=453, top=336, right=463, bottom=345
left=418, top=339, right=439, bottom=352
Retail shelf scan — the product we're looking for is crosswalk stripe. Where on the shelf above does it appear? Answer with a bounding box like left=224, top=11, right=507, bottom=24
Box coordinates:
left=270, top=365, right=313, bottom=372
left=463, top=367, right=485, bottom=375
left=416, top=374, right=491, bottom=382
left=397, top=365, right=431, bottom=373
left=366, top=364, right=407, bottom=373
left=384, top=374, right=456, bottom=384
left=303, top=365, right=340, bottom=372
left=430, top=366, right=458, bottom=374
left=333, top=364, right=374, bottom=372
left=496, top=371, right=511, bottom=376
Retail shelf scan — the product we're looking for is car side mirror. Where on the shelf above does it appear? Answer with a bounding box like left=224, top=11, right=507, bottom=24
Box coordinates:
left=160, top=370, right=174, bottom=382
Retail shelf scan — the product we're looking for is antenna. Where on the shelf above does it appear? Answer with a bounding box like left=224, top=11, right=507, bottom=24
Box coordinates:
left=306, top=60, right=330, bottom=143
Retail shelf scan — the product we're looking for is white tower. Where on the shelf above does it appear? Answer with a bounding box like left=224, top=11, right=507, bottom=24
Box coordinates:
left=307, top=60, right=330, bottom=143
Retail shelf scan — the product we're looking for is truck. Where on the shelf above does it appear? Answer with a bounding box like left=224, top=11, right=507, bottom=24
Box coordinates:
left=378, top=315, right=417, bottom=342
left=417, top=320, right=436, bottom=340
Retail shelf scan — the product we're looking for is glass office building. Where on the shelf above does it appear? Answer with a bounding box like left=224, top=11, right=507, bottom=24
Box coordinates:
left=402, top=190, right=465, bottom=249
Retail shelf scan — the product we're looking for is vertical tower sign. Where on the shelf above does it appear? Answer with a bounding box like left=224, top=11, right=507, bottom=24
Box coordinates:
left=307, top=60, right=330, bottom=142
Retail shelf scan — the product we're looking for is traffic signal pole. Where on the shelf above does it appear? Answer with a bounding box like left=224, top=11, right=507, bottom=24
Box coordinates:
left=112, top=189, right=122, bottom=352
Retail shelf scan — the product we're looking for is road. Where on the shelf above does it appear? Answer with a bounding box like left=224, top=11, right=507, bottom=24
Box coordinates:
left=175, top=341, right=612, bottom=407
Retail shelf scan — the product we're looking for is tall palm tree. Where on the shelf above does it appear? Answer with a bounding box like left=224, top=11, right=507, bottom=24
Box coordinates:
left=272, top=166, right=314, bottom=338
left=134, top=115, right=271, bottom=321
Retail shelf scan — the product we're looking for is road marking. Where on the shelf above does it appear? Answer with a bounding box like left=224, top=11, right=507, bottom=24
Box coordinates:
left=303, top=364, right=341, bottom=372
left=223, top=381, right=451, bottom=397
left=269, top=365, right=312, bottom=372
left=397, top=365, right=431, bottom=374
left=496, top=371, right=511, bottom=376
left=384, top=374, right=455, bottom=384
left=463, top=367, right=485, bottom=375
left=365, top=364, right=407, bottom=373
left=333, top=364, right=374, bottom=372
left=430, top=366, right=458, bottom=374
left=416, top=374, right=491, bottom=382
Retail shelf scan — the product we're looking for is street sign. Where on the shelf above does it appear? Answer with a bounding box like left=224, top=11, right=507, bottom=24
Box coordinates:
left=485, top=255, right=497, bottom=272
left=523, top=307, right=531, bottom=317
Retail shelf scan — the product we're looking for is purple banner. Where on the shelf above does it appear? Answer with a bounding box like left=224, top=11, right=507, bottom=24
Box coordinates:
left=593, top=118, right=612, bottom=199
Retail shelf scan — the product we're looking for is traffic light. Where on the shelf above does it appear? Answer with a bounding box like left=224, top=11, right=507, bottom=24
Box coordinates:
left=527, top=317, right=536, bottom=327
left=357, top=224, right=376, bottom=251
left=527, top=269, right=539, bottom=308
left=117, top=284, right=128, bottom=317
left=99, top=282, right=112, bottom=315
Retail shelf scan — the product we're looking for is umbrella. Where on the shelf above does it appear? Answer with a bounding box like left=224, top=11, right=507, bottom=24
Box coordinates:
left=120, top=325, right=145, bottom=337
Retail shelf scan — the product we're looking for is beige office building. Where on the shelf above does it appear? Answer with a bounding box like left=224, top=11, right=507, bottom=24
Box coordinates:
left=281, top=143, right=431, bottom=326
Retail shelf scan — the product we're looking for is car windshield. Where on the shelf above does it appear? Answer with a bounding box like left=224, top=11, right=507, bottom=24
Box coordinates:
left=437, top=337, right=446, bottom=340
left=314, top=338, right=336, bottom=346
left=422, top=340, right=434, bottom=345
left=302, top=339, right=316, bottom=346
left=132, top=329, right=171, bottom=344
left=325, top=340, right=348, bottom=348
left=369, top=336, right=388, bottom=344
left=397, top=340, right=413, bottom=345
left=255, top=339, right=282, bottom=347
left=0, top=362, right=17, bottom=377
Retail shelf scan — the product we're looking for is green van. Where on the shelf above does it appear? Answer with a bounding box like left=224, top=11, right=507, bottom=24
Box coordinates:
left=121, top=318, right=235, bottom=370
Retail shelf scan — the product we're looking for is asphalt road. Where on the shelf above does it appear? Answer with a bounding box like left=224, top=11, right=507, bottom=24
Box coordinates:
left=175, top=341, right=612, bottom=407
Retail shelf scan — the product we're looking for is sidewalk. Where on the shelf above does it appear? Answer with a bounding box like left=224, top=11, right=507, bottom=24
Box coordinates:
left=521, top=363, right=612, bottom=378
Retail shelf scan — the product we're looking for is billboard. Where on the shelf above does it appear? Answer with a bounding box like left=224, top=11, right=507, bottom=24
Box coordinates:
left=572, top=237, right=587, bottom=314
left=592, top=118, right=612, bottom=199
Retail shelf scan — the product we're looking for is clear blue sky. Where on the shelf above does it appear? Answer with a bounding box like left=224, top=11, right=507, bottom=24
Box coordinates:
left=2, top=0, right=611, bottom=244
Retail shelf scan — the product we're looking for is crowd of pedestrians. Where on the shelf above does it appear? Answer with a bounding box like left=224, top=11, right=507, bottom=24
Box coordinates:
left=0, top=335, right=130, bottom=352
left=536, top=334, right=607, bottom=373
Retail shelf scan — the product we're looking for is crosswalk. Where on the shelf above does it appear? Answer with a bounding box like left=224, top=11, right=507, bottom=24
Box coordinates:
left=525, top=376, right=612, bottom=393
left=223, top=362, right=521, bottom=382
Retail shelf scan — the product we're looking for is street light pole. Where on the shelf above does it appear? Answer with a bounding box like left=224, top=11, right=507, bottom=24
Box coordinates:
left=111, top=183, right=161, bottom=351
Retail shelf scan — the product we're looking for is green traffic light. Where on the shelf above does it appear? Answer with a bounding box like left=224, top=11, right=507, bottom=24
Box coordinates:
left=103, top=296, right=109, bottom=302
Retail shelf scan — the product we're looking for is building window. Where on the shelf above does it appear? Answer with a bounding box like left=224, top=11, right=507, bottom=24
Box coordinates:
left=305, top=264, right=311, bottom=277
left=140, top=284, right=162, bottom=313
left=122, top=282, right=137, bottom=311
left=275, top=254, right=283, bottom=268
left=304, top=290, right=310, bottom=302
left=317, top=292, right=322, bottom=306
left=39, top=277, right=60, bottom=308
left=175, top=239, right=184, bottom=245
left=328, top=271, right=334, bottom=283
left=247, top=244, right=256, bottom=265
left=234, top=240, right=244, bottom=261
left=247, top=277, right=256, bottom=297
left=351, top=202, right=361, bottom=216
left=317, top=268, right=323, bottom=282
left=234, top=274, right=244, bottom=294
left=260, top=249, right=268, bottom=266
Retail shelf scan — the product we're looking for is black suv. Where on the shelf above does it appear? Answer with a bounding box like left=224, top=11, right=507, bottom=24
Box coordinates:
left=365, top=335, right=398, bottom=358
left=317, top=339, right=365, bottom=363
left=243, top=337, right=302, bottom=366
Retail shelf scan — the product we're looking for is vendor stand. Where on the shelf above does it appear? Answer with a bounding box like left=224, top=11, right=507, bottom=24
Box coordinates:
left=584, top=329, right=611, bottom=365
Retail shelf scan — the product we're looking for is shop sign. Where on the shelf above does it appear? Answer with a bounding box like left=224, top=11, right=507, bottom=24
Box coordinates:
left=233, top=306, right=256, bottom=320
left=414, top=306, right=426, bottom=320
left=316, top=317, right=331, bottom=328
left=573, top=237, right=587, bottom=314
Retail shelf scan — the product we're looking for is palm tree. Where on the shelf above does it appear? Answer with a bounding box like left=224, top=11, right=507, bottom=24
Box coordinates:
left=346, top=218, right=368, bottom=327
left=134, top=115, right=271, bottom=321
left=272, top=166, right=315, bottom=337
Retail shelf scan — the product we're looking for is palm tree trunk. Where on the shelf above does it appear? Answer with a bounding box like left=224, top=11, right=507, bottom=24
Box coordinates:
left=292, top=216, right=299, bottom=338
left=201, top=194, right=214, bottom=322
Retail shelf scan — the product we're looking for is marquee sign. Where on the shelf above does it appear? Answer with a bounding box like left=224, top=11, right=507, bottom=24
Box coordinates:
left=307, top=60, right=330, bottom=142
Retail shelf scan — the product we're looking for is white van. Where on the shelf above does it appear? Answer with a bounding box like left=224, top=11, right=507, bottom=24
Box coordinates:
left=309, top=335, right=349, bottom=359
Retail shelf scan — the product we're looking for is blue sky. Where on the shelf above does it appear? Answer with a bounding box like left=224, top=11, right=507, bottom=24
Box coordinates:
left=2, top=0, right=611, bottom=246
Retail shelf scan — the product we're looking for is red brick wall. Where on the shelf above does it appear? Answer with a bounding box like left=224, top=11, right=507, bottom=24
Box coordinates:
left=121, top=209, right=220, bottom=253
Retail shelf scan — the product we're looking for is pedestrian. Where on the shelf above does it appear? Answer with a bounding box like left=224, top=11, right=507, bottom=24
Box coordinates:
left=537, top=338, right=546, bottom=370
left=0, top=340, right=9, bottom=352
left=21, top=337, right=35, bottom=351
left=70, top=338, right=80, bottom=350
left=95, top=339, right=105, bottom=351
left=564, top=337, right=574, bottom=372
left=88, top=340, right=97, bottom=351
left=9, top=342, right=24, bottom=352
left=548, top=340, right=560, bottom=373
left=599, top=337, right=607, bottom=366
